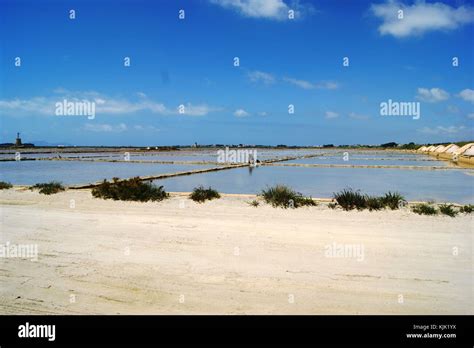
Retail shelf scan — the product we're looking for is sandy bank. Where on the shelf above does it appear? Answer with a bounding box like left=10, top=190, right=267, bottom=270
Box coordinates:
left=0, top=189, right=472, bottom=314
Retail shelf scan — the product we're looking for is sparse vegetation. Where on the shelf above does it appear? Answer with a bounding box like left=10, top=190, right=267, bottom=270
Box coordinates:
left=328, top=202, right=337, bottom=209
left=247, top=199, right=260, bottom=207
left=92, top=177, right=168, bottom=202
left=333, top=189, right=367, bottom=211
left=333, top=189, right=407, bottom=212
left=460, top=204, right=474, bottom=214
left=0, top=181, right=13, bottom=190
left=365, top=196, right=384, bottom=211
left=412, top=203, right=438, bottom=216
left=439, top=204, right=458, bottom=217
left=380, top=192, right=406, bottom=210
left=296, top=196, right=318, bottom=207
left=189, top=186, right=220, bottom=203
left=259, top=185, right=316, bottom=208
left=30, top=181, right=65, bottom=195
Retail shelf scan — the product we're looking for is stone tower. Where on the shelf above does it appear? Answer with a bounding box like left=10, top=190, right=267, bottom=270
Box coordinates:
left=15, top=132, right=22, bottom=147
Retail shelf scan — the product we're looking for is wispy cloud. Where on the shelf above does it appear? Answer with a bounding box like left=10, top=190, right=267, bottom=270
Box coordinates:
left=446, top=105, right=459, bottom=114
left=83, top=123, right=128, bottom=133
left=349, top=112, right=369, bottom=120
left=416, top=88, right=449, bottom=103
left=0, top=97, right=55, bottom=115
left=283, top=77, right=314, bottom=89
left=370, top=1, right=474, bottom=38
left=178, top=103, right=223, bottom=116
left=458, top=89, right=474, bottom=103
left=133, top=125, right=160, bottom=132
left=209, top=0, right=312, bottom=20
left=234, top=108, right=250, bottom=117
left=315, top=81, right=339, bottom=90
left=248, top=70, right=276, bottom=85
left=0, top=89, right=221, bottom=117
left=325, top=111, right=339, bottom=119
left=418, top=125, right=467, bottom=135
left=283, top=77, right=338, bottom=90
left=247, top=70, right=338, bottom=90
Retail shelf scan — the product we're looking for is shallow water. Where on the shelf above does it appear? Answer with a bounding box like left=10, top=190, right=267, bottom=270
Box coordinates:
left=154, top=165, right=474, bottom=203
left=0, top=161, right=218, bottom=186
left=285, top=156, right=448, bottom=167
left=1, top=149, right=472, bottom=203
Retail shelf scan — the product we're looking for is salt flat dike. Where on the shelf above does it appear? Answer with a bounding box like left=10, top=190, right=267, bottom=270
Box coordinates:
left=0, top=189, right=472, bottom=314
left=2, top=148, right=472, bottom=190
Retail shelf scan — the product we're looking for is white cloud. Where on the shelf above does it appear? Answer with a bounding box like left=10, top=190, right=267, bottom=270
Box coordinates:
left=210, top=0, right=306, bottom=20
left=248, top=70, right=276, bottom=85
left=258, top=111, right=268, bottom=116
left=0, top=97, right=55, bottom=115
left=133, top=125, right=160, bottom=132
left=315, top=81, right=339, bottom=90
left=371, top=1, right=474, bottom=38
left=349, top=112, right=369, bottom=120
left=178, top=103, right=222, bottom=116
left=83, top=123, right=127, bottom=133
left=234, top=108, right=250, bottom=117
left=0, top=90, right=221, bottom=117
left=325, top=111, right=339, bottom=119
left=446, top=105, right=459, bottom=114
left=467, top=113, right=474, bottom=119
left=283, top=77, right=338, bottom=90
left=416, top=88, right=449, bottom=103
left=418, top=125, right=466, bottom=135
left=459, top=89, right=474, bottom=103
left=283, top=77, right=314, bottom=89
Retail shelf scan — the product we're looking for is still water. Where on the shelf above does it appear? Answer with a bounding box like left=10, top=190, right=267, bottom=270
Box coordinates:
left=154, top=165, right=474, bottom=203
left=0, top=161, right=218, bottom=186
left=1, top=150, right=472, bottom=203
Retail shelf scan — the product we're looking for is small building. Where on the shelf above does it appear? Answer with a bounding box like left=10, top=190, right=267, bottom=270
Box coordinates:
left=0, top=133, right=34, bottom=148
left=15, top=132, right=22, bottom=147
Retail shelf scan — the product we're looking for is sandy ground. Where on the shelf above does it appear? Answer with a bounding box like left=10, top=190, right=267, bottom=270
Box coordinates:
left=0, top=188, right=472, bottom=314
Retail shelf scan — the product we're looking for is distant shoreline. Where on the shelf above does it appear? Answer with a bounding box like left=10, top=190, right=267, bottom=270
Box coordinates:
left=0, top=146, right=420, bottom=156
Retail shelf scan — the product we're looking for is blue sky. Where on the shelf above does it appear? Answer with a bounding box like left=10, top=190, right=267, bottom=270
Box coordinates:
left=0, top=0, right=473, bottom=146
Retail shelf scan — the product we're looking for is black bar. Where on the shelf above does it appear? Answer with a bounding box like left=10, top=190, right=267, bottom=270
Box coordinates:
left=0, top=315, right=472, bottom=347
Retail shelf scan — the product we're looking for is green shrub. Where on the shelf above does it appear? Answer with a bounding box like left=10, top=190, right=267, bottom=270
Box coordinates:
left=259, top=185, right=316, bottom=208
left=189, top=186, right=220, bottom=203
left=412, top=203, right=437, bottom=216
left=328, top=202, right=337, bottom=209
left=0, top=181, right=13, bottom=190
left=296, top=196, right=318, bottom=207
left=334, top=189, right=407, bottom=211
left=365, top=196, right=384, bottom=211
left=439, top=204, right=458, bottom=217
left=380, top=191, right=406, bottom=210
left=92, top=177, right=168, bottom=202
left=30, top=181, right=65, bottom=195
left=460, top=204, right=474, bottom=214
left=333, top=189, right=367, bottom=211
left=247, top=199, right=260, bottom=207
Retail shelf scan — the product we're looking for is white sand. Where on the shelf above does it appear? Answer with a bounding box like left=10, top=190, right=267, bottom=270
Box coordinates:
left=0, top=188, right=472, bottom=314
